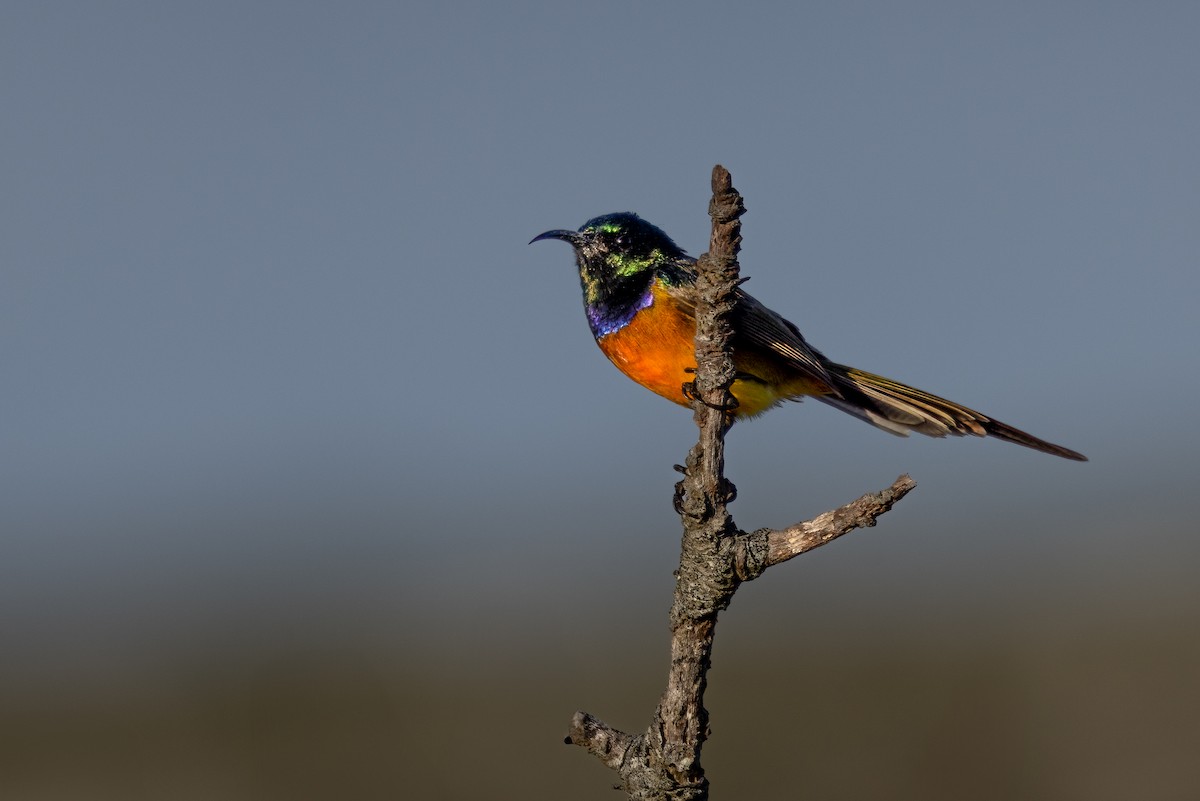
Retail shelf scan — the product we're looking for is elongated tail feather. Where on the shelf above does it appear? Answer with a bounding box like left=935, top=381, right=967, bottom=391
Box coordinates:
left=817, top=364, right=1087, bottom=461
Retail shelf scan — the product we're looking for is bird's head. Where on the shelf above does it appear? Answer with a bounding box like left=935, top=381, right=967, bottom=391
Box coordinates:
left=531, top=212, right=694, bottom=337
left=530, top=212, right=688, bottom=283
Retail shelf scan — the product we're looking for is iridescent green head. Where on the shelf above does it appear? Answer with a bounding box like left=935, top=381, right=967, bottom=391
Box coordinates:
left=531, top=212, right=687, bottom=274
left=531, top=212, right=693, bottom=337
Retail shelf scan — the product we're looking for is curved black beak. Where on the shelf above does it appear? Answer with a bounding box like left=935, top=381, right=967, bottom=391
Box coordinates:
left=529, top=228, right=579, bottom=246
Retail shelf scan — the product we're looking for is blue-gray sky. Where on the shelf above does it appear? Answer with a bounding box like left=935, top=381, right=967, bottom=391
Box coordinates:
left=3, top=3, right=1199, bottom=797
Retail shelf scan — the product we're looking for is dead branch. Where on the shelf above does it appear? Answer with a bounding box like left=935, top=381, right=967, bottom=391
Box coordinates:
left=564, top=166, right=916, bottom=800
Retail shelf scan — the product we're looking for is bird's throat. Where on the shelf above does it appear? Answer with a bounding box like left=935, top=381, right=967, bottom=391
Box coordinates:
left=585, top=286, right=653, bottom=338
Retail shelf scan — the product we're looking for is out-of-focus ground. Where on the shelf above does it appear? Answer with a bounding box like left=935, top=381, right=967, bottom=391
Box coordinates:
left=4, top=607, right=1198, bottom=800
left=4, top=508, right=1198, bottom=801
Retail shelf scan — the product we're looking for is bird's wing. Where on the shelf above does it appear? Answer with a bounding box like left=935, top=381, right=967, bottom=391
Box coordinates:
left=732, top=288, right=839, bottom=392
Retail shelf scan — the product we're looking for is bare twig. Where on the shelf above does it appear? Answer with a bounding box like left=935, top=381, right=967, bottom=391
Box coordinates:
left=733, top=474, right=917, bottom=581
left=565, top=712, right=632, bottom=770
left=564, top=166, right=916, bottom=800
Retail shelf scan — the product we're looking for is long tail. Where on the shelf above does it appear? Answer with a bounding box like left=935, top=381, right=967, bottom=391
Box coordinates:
left=817, top=363, right=1087, bottom=461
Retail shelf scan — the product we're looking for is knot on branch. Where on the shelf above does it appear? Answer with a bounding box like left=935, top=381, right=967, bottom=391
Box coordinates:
left=733, top=528, right=771, bottom=581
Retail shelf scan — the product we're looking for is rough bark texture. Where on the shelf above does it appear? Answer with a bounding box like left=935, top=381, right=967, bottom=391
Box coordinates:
left=564, top=166, right=916, bottom=799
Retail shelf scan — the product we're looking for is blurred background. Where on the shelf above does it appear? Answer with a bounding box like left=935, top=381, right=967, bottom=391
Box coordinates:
left=3, top=2, right=1198, bottom=799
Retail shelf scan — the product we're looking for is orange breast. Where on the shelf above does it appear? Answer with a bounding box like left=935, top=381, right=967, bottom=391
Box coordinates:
left=595, top=283, right=827, bottom=418
left=596, top=283, right=700, bottom=408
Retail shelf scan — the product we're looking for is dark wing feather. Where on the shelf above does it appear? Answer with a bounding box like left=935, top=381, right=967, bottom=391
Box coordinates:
left=731, top=288, right=838, bottom=391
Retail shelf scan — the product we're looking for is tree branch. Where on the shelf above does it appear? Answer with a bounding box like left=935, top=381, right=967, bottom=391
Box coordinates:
left=734, top=474, right=917, bottom=581
left=565, top=712, right=633, bottom=770
left=564, top=166, right=916, bottom=800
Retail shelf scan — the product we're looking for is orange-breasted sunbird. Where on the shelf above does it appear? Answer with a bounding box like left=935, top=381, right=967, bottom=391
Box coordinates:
left=531, top=212, right=1085, bottom=461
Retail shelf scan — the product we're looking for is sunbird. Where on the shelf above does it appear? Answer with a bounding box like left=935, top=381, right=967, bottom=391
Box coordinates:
left=532, top=212, right=1085, bottom=461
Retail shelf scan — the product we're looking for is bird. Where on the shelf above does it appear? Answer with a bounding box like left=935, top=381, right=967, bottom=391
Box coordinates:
left=531, top=212, right=1086, bottom=461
